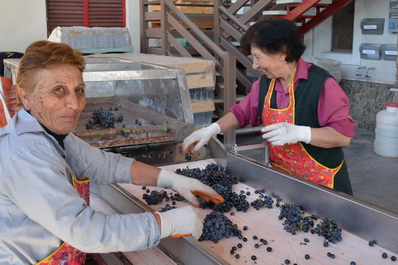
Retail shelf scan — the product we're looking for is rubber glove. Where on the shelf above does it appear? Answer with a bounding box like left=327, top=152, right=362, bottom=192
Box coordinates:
left=157, top=206, right=203, bottom=240
left=157, top=169, right=224, bottom=207
left=261, top=122, right=311, bottom=146
left=182, top=123, right=221, bottom=152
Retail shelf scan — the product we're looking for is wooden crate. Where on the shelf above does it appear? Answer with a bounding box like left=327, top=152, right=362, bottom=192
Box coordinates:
left=150, top=0, right=214, bottom=29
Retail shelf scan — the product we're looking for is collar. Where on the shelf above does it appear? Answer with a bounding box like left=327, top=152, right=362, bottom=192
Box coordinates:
left=0, top=108, right=45, bottom=137
left=0, top=109, right=69, bottom=149
left=274, top=58, right=310, bottom=94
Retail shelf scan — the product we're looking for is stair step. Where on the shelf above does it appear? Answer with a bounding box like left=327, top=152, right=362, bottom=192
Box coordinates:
left=214, top=95, right=245, bottom=104
left=276, top=0, right=331, bottom=6
left=276, top=0, right=302, bottom=4
left=262, top=10, right=288, bottom=16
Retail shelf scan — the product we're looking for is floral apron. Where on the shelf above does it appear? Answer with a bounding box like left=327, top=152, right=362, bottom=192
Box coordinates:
left=262, top=73, right=342, bottom=189
left=36, top=176, right=90, bottom=265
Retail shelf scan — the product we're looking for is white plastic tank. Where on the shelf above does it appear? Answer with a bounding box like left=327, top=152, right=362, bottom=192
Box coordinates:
left=374, top=100, right=398, bottom=158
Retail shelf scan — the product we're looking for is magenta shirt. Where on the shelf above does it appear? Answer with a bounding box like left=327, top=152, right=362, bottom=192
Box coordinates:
left=229, top=58, right=356, bottom=137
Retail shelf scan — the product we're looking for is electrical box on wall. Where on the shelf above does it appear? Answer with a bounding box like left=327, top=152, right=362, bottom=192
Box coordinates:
left=359, top=43, right=382, bottom=60
left=360, top=18, right=385, bottom=34
left=389, top=1, right=398, bottom=32
left=382, top=44, right=398, bottom=60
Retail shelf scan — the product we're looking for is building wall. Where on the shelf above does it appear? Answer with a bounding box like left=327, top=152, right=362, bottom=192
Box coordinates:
left=0, top=0, right=141, bottom=54
left=304, top=0, right=398, bottom=129
left=0, top=0, right=47, bottom=53
left=341, top=80, right=395, bottom=130
left=304, top=0, right=397, bottom=84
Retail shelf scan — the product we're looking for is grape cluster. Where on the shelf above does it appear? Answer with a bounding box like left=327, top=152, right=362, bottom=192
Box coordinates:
left=85, top=120, right=94, bottom=130
left=176, top=163, right=238, bottom=189
left=250, top=190, right=274, bottom=210
left=312, top=218, right=342, bottom=243
left=85, top=108, right=116, bottom=129
left=175, top=164, right=249, bottom=213
left=142, top=188, right=187, bottom=206
left=278, top=203, right=314, bottom=235
left=142, top=190, right=168, bottom=205
left=199, top=211, right=242, bottom=243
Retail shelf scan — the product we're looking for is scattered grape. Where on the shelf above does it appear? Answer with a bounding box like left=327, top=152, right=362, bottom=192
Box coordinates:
left=159, top=204, right=176, bottom=212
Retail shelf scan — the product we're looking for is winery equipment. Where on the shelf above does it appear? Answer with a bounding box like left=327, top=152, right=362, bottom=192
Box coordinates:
left=94, top=138, right=398, bottom=265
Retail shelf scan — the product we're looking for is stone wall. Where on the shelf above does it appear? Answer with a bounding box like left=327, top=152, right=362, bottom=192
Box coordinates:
left=340, top=80, right=395, bottom=131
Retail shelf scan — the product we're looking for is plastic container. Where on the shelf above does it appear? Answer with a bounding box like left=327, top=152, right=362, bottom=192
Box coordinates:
left=374, top=102, right=398, bottom=157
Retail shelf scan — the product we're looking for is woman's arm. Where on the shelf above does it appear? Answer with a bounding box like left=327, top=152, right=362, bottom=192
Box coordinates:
left=309, top=126, right=352, bottom=148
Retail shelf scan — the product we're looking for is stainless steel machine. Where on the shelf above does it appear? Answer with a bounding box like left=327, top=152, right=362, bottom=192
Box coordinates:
left=4, top=57, right=398, bottom=265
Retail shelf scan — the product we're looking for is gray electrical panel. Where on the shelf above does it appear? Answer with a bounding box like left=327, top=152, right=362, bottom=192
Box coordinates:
left=388, top=1, right=398, bottom=32
left=361, top=18, right=385, bottom=34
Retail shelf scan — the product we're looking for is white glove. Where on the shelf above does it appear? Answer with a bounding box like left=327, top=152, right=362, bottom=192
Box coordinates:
left=157, top=169, right=224, bottom=207
left=157, top=206, right=203, bottom=240
left=182, top=123, right=221, bottom=152
left=261, top=122, right=311, bottom=146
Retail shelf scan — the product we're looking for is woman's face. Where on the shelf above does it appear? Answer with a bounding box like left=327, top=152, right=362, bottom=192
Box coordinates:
left=251, top=45, right=287, bottom=79
left=19, top=64, right=86, bottom=135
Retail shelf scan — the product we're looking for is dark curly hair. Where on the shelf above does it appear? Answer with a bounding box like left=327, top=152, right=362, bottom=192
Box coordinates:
left=240, top=18, right=306, bottom=62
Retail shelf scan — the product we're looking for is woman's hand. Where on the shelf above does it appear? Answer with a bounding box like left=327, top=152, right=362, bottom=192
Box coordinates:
left=182, top=123, right=221, bottom=152
left=155, top=206, right=203, bottom=240
left=261, top=122, right=311, bottom=145
left=157, top=169, right=224, bottom=207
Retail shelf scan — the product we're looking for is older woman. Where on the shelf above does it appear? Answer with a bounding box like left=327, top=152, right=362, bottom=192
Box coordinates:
left=0, top=40, right=223, bottom=264
left=183, top=19, right=355, bottom=195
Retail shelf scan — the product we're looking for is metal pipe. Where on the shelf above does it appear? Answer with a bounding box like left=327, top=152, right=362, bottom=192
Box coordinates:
left=365, top=66, right=375, bottom=79
left=356, top=66, right=366, bottom=80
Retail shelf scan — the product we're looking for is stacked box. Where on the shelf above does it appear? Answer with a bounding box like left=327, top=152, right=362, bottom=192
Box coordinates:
left=85, top=53, right=216, bottom=128
left=150, top=0, right=214, bottom=29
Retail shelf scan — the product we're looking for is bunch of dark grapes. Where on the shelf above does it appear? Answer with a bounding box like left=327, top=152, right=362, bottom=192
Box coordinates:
left=142, top=190, right=168, bottom=205
left=90, top=109, right=115, bottom=128
left=250, top=195, right=274, bottom=210
left=250, top=189, right=274, bottom=210
left=312, top=218, right=342, bottom=243
left=199, top=211, right=242, bottom=243
left=175, top=163, right=238, bottom=190
left=201, top=184, right=250, bottom=213
left=85, top=120, right=94, bottom=130
left=278, top=203, right=314, bottom=235
left=115, top=115, right=124, bottom=123
left=176, top=164, right=249, bottom=213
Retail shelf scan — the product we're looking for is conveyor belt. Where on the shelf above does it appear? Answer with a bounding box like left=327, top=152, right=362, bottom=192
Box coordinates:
left=113, top=159, right=398, bottom=265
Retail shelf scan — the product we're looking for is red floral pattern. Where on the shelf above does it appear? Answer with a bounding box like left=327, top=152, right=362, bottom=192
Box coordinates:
left=262, top=78, right=341, bottom=188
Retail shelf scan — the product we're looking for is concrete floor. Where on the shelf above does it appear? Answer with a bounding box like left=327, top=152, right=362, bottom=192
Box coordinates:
left=234, top=127, right=398, bottom=215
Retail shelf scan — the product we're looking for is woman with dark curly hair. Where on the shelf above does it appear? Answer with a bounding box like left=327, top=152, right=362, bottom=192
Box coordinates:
left=183, top=19, right=355, bottom=195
